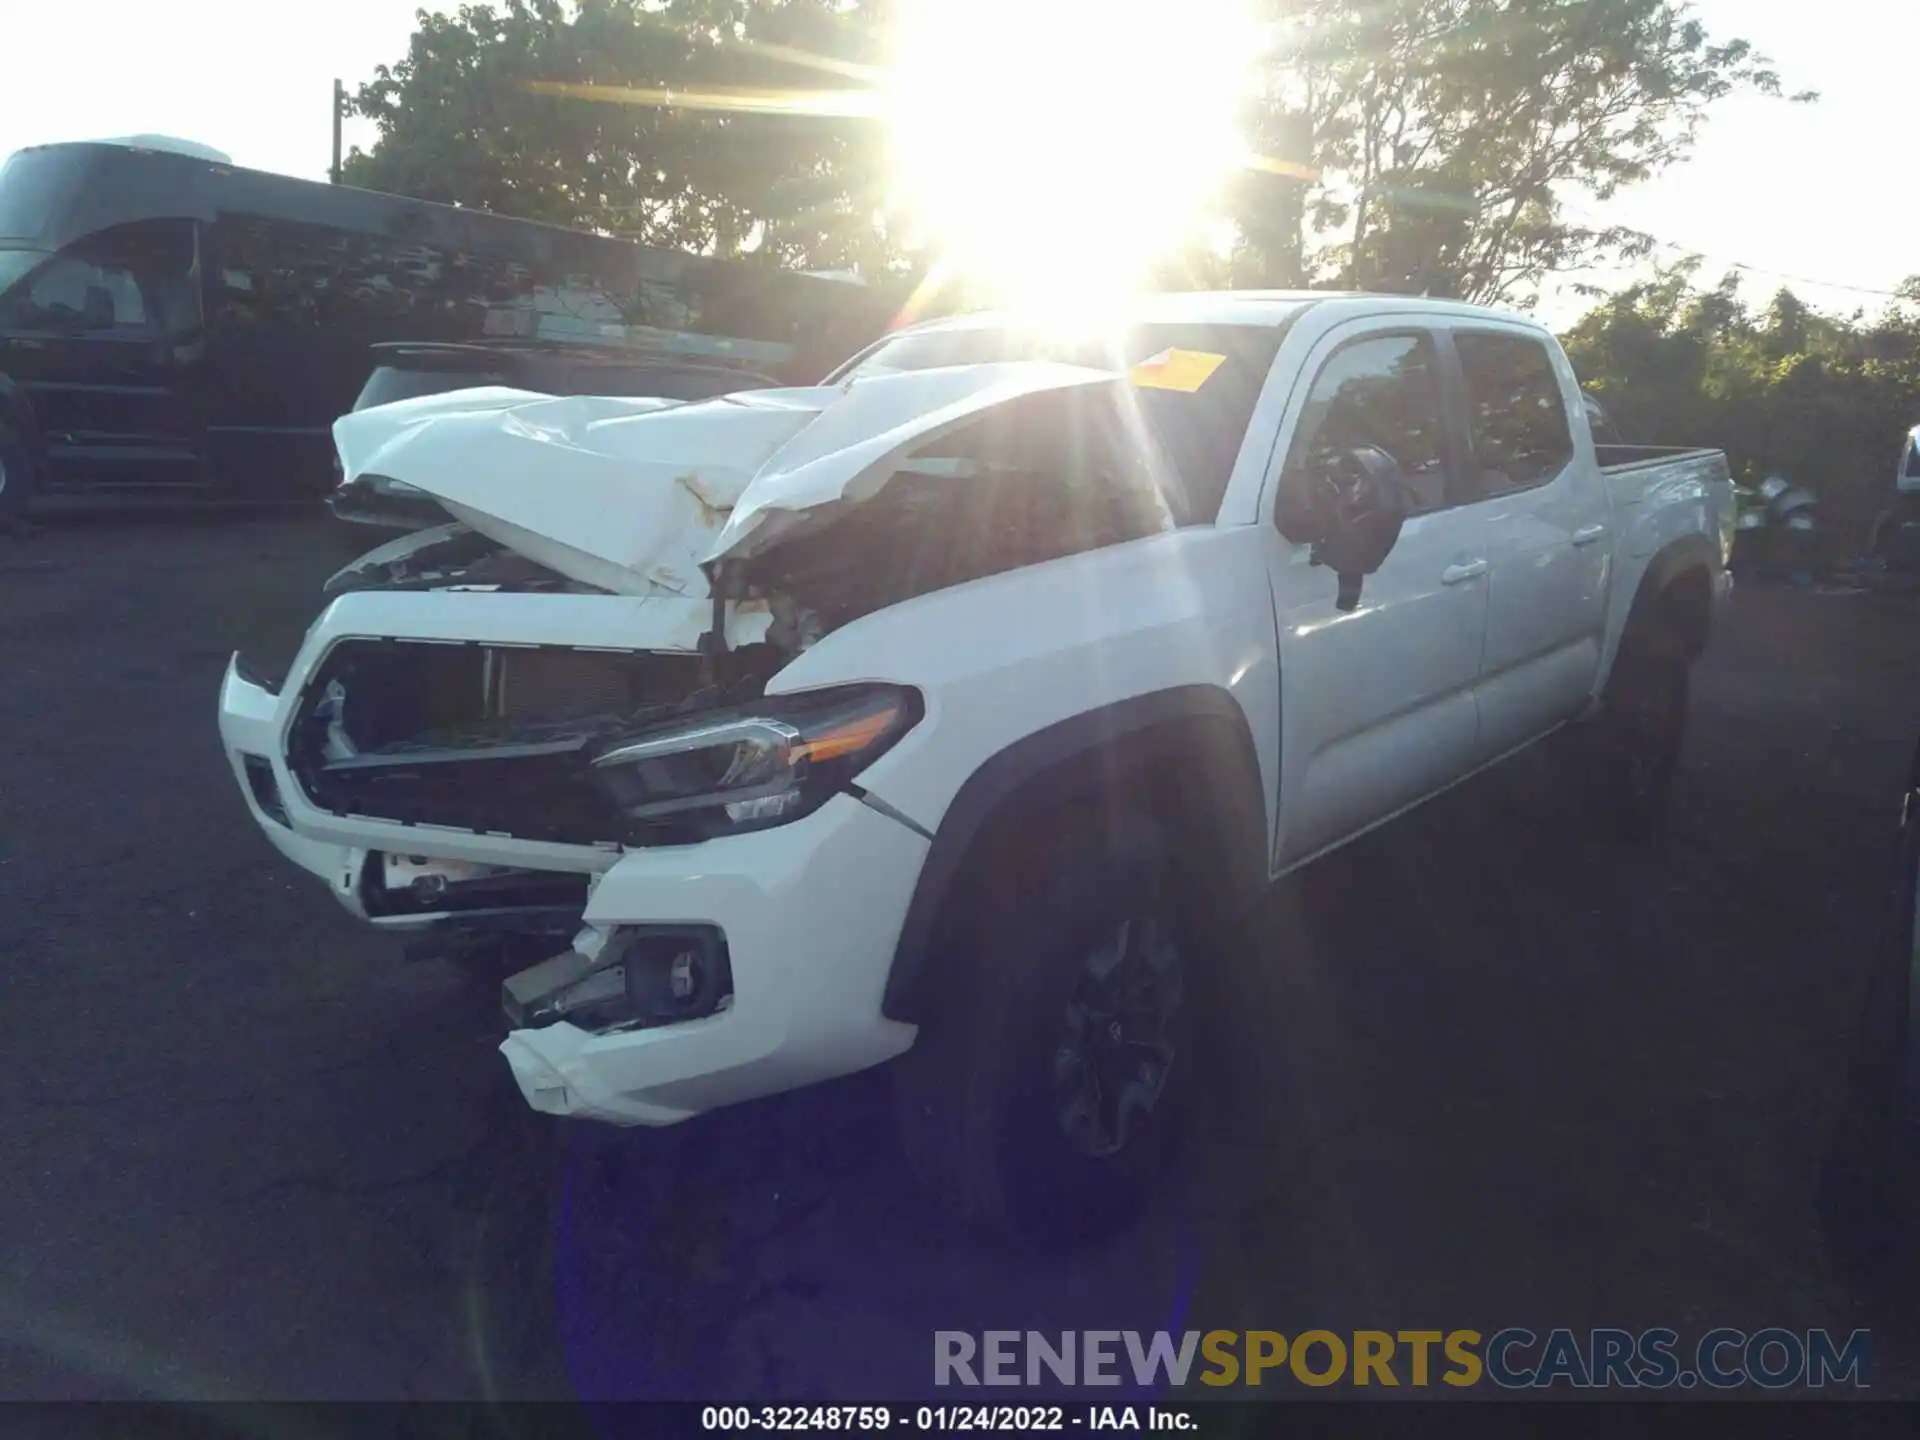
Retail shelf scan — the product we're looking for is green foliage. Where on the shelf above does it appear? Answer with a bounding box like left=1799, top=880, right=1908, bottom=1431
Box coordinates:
left=1260, top=0, right=1814, bottom=302
left=1561, top=266, right=1920, bottom=555
left=342, top=0, right=1798, bottom=307
left=342, top=0, right=903, bottom=275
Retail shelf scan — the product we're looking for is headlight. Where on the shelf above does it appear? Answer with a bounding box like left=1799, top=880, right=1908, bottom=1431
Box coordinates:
left=589, top=684, right=920, bottom=837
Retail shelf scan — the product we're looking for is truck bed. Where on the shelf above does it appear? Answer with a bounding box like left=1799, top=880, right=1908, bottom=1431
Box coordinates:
left=1596, top=444, right=1726, bottom=475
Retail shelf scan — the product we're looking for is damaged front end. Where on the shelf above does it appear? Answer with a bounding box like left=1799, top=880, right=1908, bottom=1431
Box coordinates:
left=287, top=362, right=1166, bottom=852
left=235, top=363, right=1176, bottom=1001
left=272, top=627, right=918, bottom=998
left=501, top=925, right=734, bottom=1035
left=286, top=634, right=920, bottom=849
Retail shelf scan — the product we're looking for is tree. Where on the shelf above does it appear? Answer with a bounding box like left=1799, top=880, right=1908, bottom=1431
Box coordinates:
left=342, top=0, right=904, bottom=274
left=1561, top=266, right=1920, bottom=561
left=344, top=0, right=1805, bottom=309
left=1261, top=0, right=1814, bottom=303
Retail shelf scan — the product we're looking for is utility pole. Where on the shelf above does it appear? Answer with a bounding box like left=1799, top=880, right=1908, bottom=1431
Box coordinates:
left=330, top=79, right=345, bottom=184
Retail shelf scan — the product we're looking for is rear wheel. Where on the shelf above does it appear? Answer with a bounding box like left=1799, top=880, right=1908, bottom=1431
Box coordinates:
left=1586, top=622, right=1691, bottom=841
left=893, top=816, right=1195, bottom=1242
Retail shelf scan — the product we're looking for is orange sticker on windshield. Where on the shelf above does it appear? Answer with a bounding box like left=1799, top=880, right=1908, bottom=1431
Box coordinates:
left=1130, top=348, right=1227, bottom=393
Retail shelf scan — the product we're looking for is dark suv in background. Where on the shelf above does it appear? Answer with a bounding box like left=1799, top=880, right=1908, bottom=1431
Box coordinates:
left=328, top=341, right=782, bottom=531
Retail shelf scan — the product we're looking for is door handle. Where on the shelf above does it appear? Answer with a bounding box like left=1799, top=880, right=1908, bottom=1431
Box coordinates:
left=1572, top=524, right=1608, bottom=547
left=1441, top=560, right=1489, bottom=586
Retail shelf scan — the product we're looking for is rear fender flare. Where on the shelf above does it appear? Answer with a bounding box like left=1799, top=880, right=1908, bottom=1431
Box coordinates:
left=1605, top=533, right=1719, bottom=679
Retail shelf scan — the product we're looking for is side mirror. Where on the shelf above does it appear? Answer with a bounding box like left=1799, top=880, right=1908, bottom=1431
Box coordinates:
left=1279, top=445, right=1409, bottom=611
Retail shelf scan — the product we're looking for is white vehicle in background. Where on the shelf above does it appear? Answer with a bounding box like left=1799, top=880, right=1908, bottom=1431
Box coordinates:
left=1862, top=424, right=1920, bottom=584
left=219, top=292, right=1735, bottom=1238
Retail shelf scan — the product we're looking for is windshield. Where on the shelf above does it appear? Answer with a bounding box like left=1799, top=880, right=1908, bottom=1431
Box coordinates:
left=835, top=321, right=1290, bottom=521
left=0, top=248, right=47, bottom=303
left=0, top=148, right=89, bottom=244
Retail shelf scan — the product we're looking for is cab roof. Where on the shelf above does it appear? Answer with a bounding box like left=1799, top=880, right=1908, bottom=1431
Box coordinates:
left=891, top=290, right=1540, bottom=334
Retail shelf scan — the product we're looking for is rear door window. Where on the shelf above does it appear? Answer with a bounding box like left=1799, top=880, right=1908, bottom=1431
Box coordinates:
left=1583, top=393, right=1624, bottom=449
left=1454, top=331, right=1575, bottom=495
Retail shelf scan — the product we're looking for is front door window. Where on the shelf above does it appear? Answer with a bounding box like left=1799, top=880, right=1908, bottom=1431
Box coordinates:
left=0, top=220, right=197, bottom=339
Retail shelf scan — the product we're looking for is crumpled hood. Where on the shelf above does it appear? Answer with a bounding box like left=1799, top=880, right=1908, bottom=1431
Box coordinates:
left=331, top=363, right=1119, bottom=597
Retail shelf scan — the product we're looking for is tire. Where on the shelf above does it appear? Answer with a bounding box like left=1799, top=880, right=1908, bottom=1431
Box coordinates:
left=1584, top=622, right=1691, bottom=842
left=0, top=417, right=37, bottom=521
left=892, top=814, right=1196, bottom=1243
left=1819, top=756, right=1920, bottom=1289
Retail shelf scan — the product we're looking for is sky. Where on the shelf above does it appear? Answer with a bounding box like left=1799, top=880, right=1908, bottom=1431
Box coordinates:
left=1538, top=0, right=1920, bottom=322
left=0, top=0, right=1911, bottom=324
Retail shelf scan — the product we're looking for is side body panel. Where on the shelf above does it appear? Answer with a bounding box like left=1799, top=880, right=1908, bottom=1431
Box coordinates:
left=1264, top=510, right=1487, bottom=865
left=1239, top=306, right=1489, bottom=867
left=1596, top=450, right=1736, bottom=686
left=772, top=525, right=1284, bottom=849
left=1452, top=322, right=1614, bottom=759
left=0, top=370, right=43, bottom=458
left=6, top=326, right=197, bottom=488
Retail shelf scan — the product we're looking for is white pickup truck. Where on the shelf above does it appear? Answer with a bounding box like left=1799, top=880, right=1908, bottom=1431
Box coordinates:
left=219, top=292, right=1735, bottom=1238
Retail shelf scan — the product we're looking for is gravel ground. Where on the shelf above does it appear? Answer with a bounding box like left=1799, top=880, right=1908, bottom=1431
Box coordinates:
left=3, top=512, right=1919, bottom=1405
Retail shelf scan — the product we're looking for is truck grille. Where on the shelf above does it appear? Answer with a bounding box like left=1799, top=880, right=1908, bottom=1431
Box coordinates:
left=286, top=639, right=710, bottom=846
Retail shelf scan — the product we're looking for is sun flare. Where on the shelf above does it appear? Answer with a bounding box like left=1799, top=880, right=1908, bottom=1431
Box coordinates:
left=885, top=0, right=1261, bottom=317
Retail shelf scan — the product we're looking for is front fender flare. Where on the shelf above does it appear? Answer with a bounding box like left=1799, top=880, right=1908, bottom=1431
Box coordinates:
left=881, top=685, right=1268, bottom=1024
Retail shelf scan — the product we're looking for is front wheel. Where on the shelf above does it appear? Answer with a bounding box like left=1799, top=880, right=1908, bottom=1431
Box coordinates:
left=892, top=817, right=1194, bottom=1243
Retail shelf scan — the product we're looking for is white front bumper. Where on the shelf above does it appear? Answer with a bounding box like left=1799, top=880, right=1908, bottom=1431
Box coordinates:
left=217, top=656, right=367, bottom=917
left=216, top=603, right=638, bottom=926
left=219, top=656, right=599, bottom=928
left=500, top=793, right=926, bottom=1125
left=219, top=651, right=927, bottom=1126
